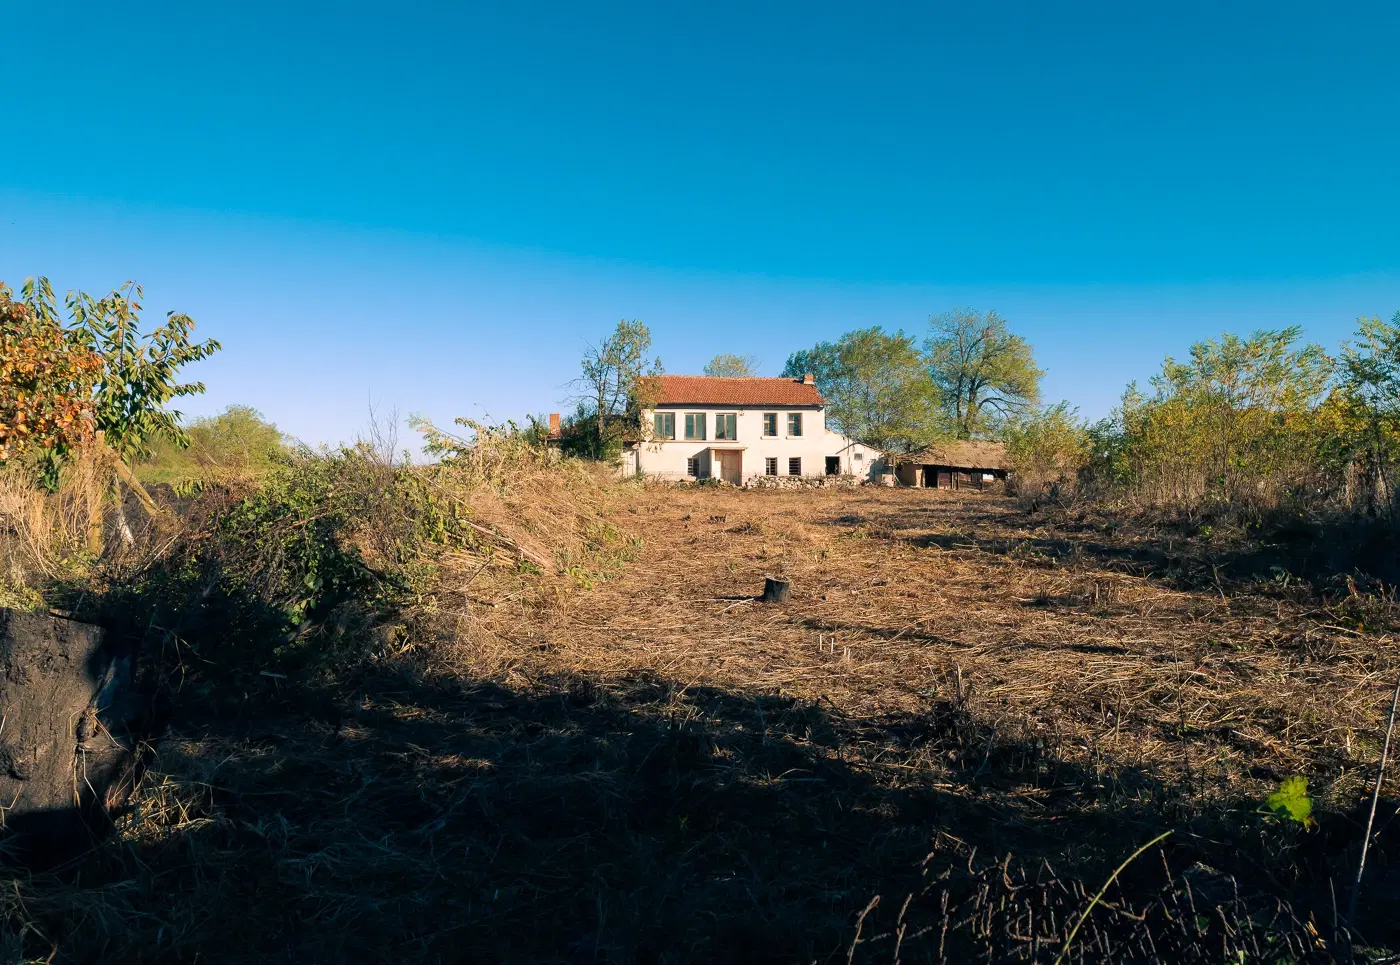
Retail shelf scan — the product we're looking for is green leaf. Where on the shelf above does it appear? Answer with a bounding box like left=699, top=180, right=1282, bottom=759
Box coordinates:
left=1263, top=776, right=1314, bottom=827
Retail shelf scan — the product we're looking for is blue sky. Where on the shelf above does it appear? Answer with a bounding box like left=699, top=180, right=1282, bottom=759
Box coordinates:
left=2, top=2, right=1398, bottom=445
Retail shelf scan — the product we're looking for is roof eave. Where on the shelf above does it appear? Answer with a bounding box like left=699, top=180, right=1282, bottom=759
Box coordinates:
left=650, top=401, right=825, bottom=409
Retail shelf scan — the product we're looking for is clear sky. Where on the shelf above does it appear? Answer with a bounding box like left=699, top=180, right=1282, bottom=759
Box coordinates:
left=2, top=2, right=1397, bottom=446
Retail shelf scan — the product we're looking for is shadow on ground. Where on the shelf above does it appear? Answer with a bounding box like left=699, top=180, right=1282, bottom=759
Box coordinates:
left=12, top=496, right=1398, bottom=965
left=818, top=496, right=1400, bottom=590
left=16, top=640, right=1390, bottom=964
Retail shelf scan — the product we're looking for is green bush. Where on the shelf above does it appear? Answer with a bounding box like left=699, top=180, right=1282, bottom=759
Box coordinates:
left=82, top=444, right=478, bottom=678
left=137, top=405, right=287, bottom=484
left=1003, top=402, right=1090, bottom=503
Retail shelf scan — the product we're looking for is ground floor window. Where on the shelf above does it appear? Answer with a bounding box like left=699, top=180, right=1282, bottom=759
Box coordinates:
left=788, top=457, right=802, bottom=476
left=825, top=456, right=840, bottom=475
left=686, top=457, right=698, bottom=477
left=765, top=457, right=777, bottom=476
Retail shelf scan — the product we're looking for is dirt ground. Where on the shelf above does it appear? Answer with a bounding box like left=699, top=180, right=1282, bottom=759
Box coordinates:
left=562, top=484, right=1395, bottom=818
left=16, top=485, right=1400, bottom=963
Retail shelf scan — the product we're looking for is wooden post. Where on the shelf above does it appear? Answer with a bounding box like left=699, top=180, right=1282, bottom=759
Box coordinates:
left=761, top=577, right=790, bottom=603
left=86, top=432, right=105, bottom=555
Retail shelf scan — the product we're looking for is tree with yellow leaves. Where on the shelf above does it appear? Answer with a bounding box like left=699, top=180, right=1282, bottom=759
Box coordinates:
left=0, top=281, right=101, bottom=465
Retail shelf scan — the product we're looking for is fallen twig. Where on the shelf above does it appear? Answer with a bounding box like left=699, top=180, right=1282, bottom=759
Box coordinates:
left=1348, top=674, right=1400, bottom=926
left=1053, top=831, right=1173, bottom=965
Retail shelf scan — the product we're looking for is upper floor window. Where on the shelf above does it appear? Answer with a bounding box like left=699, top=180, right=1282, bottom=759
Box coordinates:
left=762, top=413, right=778, bottom=437
left=653, top=412, right=675, bottom=440
left=787, top=413, right=803, bottom=437
left=684, top=412, right=706, bottom=441
left=715, top=413, right=737, bottom=440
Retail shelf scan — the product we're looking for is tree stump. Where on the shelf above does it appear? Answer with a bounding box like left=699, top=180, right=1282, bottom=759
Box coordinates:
left=0, top=608, right=137, bottom=865
left=761, top=577, right=791, bottom=603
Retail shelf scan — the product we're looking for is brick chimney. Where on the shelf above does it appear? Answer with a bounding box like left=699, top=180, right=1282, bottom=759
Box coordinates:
left=548, top=412, right=561, bottom=437
left=802, top=373, right=815, bottom=385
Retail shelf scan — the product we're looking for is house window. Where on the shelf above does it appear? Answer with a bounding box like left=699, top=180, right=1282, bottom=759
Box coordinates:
left=653, top=412, right=675, bottom=440
left=684, top=413, right=706, bottom=441
left=854, top=451, right=864, bottom=461
left=715, top=413, right=737, bottom=440
left=762, top=413, right=778, bottom=437
left=686, top=457, right=698, bottom=477
left=787, top=413, right=803, bottom=437
left=765, top=457, right=777, bottom=476
left=788, top=457, right=802, bottom=476
left=825, top=456, right=840, bottom=475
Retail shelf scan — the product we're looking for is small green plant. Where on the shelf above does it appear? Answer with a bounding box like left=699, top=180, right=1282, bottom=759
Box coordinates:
left=564, top=564, right=600, bottom=590
left=170, top=477, right=207, bottom=498
left=1262, top=776, right=1315, bottom=828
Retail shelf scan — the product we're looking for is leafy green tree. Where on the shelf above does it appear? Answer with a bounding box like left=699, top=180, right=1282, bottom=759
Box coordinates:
left=571, top=319, right=661, bottom=460
left=926, top=309, right=1042, bottom=439
left=783, top=327, right=943, bottom=459
left=703, top=353, right=760, bottom=378
left=1336, top=312, right=1400, bottom=515
left=1154, top=326, right=1332, bottom=507
left=138, top=405, right=287, bottom=483
left=1090, top=327, right=1334, bottom=510
left=1003, top=402, right=1090, bottom=502
left=60, top=281, right=222, bottom=463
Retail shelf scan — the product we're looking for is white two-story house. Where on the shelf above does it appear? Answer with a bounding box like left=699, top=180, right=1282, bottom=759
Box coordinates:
left=622, top=374, right=885, bottom=484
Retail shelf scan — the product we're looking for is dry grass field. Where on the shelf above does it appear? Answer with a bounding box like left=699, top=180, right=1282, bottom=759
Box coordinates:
left=10, top=484, right=1400, bottom=963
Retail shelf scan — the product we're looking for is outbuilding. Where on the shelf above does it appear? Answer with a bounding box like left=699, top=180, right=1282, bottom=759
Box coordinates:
left=895, top=441, right=1008, bottom=491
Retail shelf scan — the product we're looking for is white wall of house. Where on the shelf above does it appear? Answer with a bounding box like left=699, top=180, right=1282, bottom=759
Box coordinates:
left=635, top=405, right=884, bottom=484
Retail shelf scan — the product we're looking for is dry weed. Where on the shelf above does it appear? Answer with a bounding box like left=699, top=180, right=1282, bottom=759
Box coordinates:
left=4, top=479, right=1398, bottom=962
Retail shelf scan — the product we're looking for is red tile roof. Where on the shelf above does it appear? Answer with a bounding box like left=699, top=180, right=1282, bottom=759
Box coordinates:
left=644, top=375, right=824, bottom=407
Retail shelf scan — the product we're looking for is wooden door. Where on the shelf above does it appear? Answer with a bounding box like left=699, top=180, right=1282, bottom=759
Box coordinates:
left=717, top=450, right=742, bottom=485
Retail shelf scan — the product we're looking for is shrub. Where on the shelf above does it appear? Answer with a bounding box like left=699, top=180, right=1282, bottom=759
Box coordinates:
left=1086, top=327, right=1339, bottom=517
left=137, top=405, right=288, bottom=484
left=1004, top=402, right=1090, bottom=504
